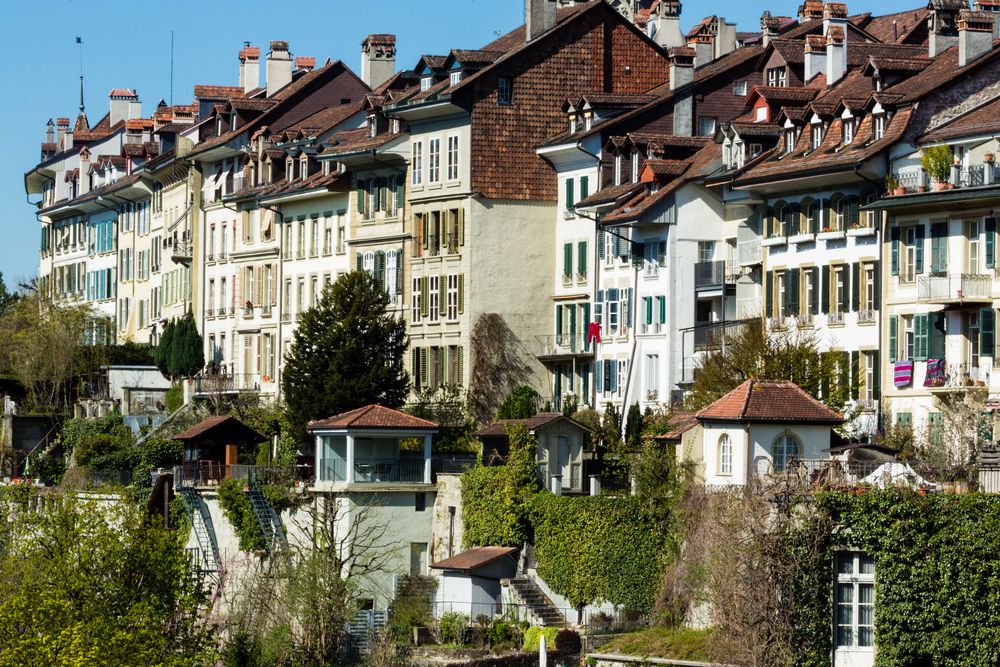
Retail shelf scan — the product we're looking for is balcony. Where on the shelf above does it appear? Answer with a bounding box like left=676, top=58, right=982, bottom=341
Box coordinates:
left=925, top=361, right=990, bottom=392
left=737, top=238, right=762, bottom=266
left=171, top=240, right=192, bottom=264
left=916, top=274, right=991, bottom=304
left=193, top=373, right=260, bottom=396
left=694, top=260, right=739, bottom=293
left=535, top=333, right=595, bottom=360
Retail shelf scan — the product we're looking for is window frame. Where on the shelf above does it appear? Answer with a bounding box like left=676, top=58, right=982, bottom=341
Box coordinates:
left=718, top=433, right=733, bottom=476
left=771, top=431, right=801, bottom=472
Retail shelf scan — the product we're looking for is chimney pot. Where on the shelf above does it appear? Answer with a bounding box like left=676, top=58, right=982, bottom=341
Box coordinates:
left=361, top=34, right=397, bottom=89
left=266, top=40, right=294, bottom=97
left=295, top=56, right=317, bottom=71
left=958, top=9, right=996, bottom=65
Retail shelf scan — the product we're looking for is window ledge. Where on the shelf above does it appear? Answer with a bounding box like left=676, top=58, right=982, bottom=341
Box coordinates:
left=817, top=230, right=846, bottom=241
left=789, top=232, right=815, bottom=244
left=847, top=226, right=876, bottom=237
left=762, top=236, right=787, bottom=247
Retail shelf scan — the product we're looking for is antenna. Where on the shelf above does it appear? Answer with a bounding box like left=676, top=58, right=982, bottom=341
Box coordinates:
left=170, top=30, right=175, bottom=106
left=76, top=36, right=85, bottom=113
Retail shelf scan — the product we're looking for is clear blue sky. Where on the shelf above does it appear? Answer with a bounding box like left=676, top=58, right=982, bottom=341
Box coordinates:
left=3, top=0, right=924, bottom=286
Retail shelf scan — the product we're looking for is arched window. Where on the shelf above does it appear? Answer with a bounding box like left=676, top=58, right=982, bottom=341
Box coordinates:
left=800, top=197, right=816, bottom=235
left=772, top=432, right=801, bottom=472
left=829, top=194, right=845, bottom=232
left=363, top=251, right=375, bottom=274
left=773, top=200, right=788, bottom=237
left=718, top=434, right=733, bottom=476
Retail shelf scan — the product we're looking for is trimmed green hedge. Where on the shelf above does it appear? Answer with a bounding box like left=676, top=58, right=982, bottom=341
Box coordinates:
left=800, top=491, right=1000, bottom=667
left=531, top=494, right=671, bottom=612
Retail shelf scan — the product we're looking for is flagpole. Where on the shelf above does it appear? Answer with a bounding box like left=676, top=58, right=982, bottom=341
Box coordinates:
left=76, top=36, right=85, bottom=114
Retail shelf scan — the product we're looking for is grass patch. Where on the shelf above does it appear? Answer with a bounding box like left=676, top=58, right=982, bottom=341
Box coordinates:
left=598, top=626, right=714, bottom=661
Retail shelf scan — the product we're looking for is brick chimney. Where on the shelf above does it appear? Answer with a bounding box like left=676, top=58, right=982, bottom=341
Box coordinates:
left=824, top=3, right=848, bottom=85
left=56, top=118, right=70, bottom=151
left=800, top=0, right=825, bottom=21
left=958, top=9, right=996, bottom=65
left=295, top=56, right=317, bottom=71
left=361, top=34, right=396, bottom=89
left=526, top=0, right=557, bottom=42
left=804, top=34, right=827, bottom=82
left=975, top=1, right=1000, bottom=36
left=266, top=40, right=294, bottom=97
left=109, top=89, right=141, bottom=127
left=239, top=44, right=260, bottom=93
left=928, top=0, right=962, bottom=57
left=669, top=47, right=696, bottom=136
left=649, top=1, right=685, bottom=48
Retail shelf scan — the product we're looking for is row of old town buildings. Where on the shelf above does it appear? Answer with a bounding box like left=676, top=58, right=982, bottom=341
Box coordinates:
left=24, top=0, right=1000, bottom=443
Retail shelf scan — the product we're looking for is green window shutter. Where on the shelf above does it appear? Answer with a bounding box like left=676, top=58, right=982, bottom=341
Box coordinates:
left=872, top=350, right=881, bottom=399
left=578, top=241, right=587, bottom=277
left=356, top=179, right=365, bottom=214
left=788, top=268, right=799, bottom=315
left=436, top=347, right=446, bottom=387
left=580, top=175, right=589, bottom=200
left=457, top=274, right=464, bottom=314
left=851, top=351, right=860, bottom=400
left=987, top=216, right=996, bottom=269
left=810, top=201, right=821, bottom=234
left=897, top=412, right=912, bottom=427
left=356, top=252, right=363, bottom=271
left=456, top=345, right=464, bottom=386
left=598, top=230, right=605, bottom=261
left=889, top=314, right=898, bottom=362
left=556, top=304, right=564, bottom=336
left=411, top=348, right=419, bottom=388
left=915, top=224, right=925, bottom=274
left=583, top=302, right=591, bottom=328
left=396, top=175, right=405, bottom=212
left=658, top=241, right=666, bottom=267
left=565, top=178, right=575, bottom=209
left=439, top=276, right=447, bottom=316
left=931, top=222, right=947, bottom=273
left=811, top=266, right=820, bottom=314
left=873, top=262, right=881, bottom=309
left=765, top=271, right=773, bottom=316
left=821, top=265, right=830, bottom=314
left=563, top=243, right=573, bottom=277
left=851, top=263, right=860, bottom=312
left=981, top=308, right=995, bottom=357
left=419, top=347, right=428, bottom=389
left=644, top=297, right=653, bottom=325
left=890, top=226, right=900, bottom=276
left=569, top=303, right=578, bottom=337
left=914, top=313, right=928, bottom=361
left=658, top=295, right=666, bottom=324
left=457, top=207, right=465, bottom=246
left=420, top=276, right=428, bottom=316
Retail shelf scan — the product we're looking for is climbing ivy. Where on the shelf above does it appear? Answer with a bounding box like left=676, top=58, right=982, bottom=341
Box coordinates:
left=794, top=490, right=1000, bottom=667
left=217, top=478, right=265, bottom=552
left=530, top=494, right=672, bottom=612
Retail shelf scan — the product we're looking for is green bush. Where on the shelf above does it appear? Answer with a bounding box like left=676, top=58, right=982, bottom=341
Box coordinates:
left=217, top=478, right=265, bottom=552
left=488, top=617, right=520, bottom=648
left=75, top=433, right=125, bottom=467
left=555, top=628, right=581, bottom=656
left=388, top=576, right=438, bottom=640
left=439, top=611, right=470, bottom=645
left=165, top=383, right=184, bottom=413
left=522, top=626, right=559, bottom=652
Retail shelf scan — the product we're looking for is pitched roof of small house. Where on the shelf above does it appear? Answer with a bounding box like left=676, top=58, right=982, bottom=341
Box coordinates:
left=307, top=404, right=438, bottom=431
left=430, top=546, right=518, bottom=573
left=172, top=415, right=265, bottom=442
left=474, top=412, right=592, bottom=437
left=696, top=379, right=842, bottom=424
left=653, top=412, right=699, bottom=441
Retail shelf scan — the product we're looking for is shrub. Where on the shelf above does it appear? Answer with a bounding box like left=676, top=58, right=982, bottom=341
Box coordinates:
left=555, top=629, right=581, bottom=656
left=388, top=576, right=438, bottom=640
left=165, top=383, right=184, bottom=413
left=217, top=477, right=265, bottom=552
left=921, top=144, right=953, bottom=183
left=439, top=611, right=470, bottom=645
left=75, top=433, right=125, bottom=467
left=522, top=626, right=560, bottom=652
left=488, top=618, right=520, bottom=648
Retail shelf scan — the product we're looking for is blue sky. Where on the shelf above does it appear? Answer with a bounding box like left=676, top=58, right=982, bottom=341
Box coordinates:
left=3, top=0, right=925, bottom=286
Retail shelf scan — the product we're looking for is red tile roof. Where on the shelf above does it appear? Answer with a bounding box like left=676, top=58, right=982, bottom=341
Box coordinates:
left=431, top=546, right=518, bottom=572
left=172, top=415, right=265, bottom=442
left=308, top=405, right=438, bottom=431
left=696, top=379, right=842, bottom=424
left=194, top=85, right=245, bottom=100
left=654, top=412, right=699, bottom=441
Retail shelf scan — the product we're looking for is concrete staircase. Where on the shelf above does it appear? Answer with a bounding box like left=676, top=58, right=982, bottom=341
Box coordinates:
left=509, top=576, right=566, bottom=627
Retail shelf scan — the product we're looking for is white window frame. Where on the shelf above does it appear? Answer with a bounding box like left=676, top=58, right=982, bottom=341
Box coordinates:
left=771, top=431, right=800, bottom=472
left=446, top=273, right=459, bottom=321
left=428, top=275, right=440, bottom=323
left=411, top=277, right=422, bottom=324
left=428, top=138, right=441, bottom=183
left=411, top=141, right=423, bottom=185
left=718, top=434, right=733, bottom=475
left=732, top=80, right=747, bottom=96
left=835, top=552, right=875, bottom=650
left=446, top=135, right=459, bottom=181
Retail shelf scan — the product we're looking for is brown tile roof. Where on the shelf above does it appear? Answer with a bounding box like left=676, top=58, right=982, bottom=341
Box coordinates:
left=747, top=85, right=818, bottom=106
left=862, top=7, right=929, bottom=44
left=172, top=415, right=265, bottom=442
left=451, top=49, right=505, bottom=66
left=696, top=379, right=843, bottom=424
left=645, top=159, right=690, bottom=176
left=884, top=41, right=1000, bottom=103
left=475, top=412, right=588, bottom=437
left=320, top=128, right=399, bottom=157
left=308, top=405, right=438, bottom=431
left=108, top=88, right=137, bottom=98
left=229, top=98, right=277, bottom=112
left=730, top=121, right=781, bottom=138
left=431, top=546, right=518, bottom=572
left=255, top=170, right=350, bottom=199
left=576, top=181, right=644, bottom=208
left=920, top=95, right=1000, bottom=143
left=194, top=85, right=245, bottom=100
left=654, top=412, right=699, bottom=441
left=766, top=38, right=927, bottom=68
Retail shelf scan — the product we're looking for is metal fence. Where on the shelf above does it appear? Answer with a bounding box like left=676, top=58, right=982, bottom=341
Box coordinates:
left=430, top=600, right=647, bottom=635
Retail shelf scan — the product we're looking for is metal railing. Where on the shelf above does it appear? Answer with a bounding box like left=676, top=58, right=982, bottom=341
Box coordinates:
left=917, top=273, right=991, bottom=302
left=925, top=360, right=990, bottom=389
left=353, top=458, right=427, bottom=483
left=738, top=238, right=762, bottom=265
left=535, top=333, right=594, bottom=358
left=430, top=600, right=648, bottom=634
left=433, top=454, right=477, bottom=475
left=958, top=165, right=985, bottom=188
left=857, top=308, right=876, bottom=323
left=193, top=373, right=260, bottom=395
left=694, top=260, right=736, bottom=288
left=317, top=460, right=347, bottom=483
left=759, top=458, right=898, bottom=489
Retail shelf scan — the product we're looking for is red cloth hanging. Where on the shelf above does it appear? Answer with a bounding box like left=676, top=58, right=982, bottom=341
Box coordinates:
left=587, top=321, right=602, bottom=345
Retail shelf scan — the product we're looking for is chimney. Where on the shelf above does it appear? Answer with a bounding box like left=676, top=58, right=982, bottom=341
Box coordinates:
left=688, top=35, right=713, bottom=66
left=239, top=44, right=261, bottom=93
left=266, top=40, right=294, bottom=97
left=361, top=34, right=397, bottom=89
left=57, top=118, right=71, bottom=151
left=526, top=0, right=557, bottom=42
left=975, top=1, right=1000, bottom=37
left=958, top=9, right=996, bottom=65
left=804, top=35, right=827, bottom=81
left=824, top=3, right=848, bottom=85
left=714, top=17, right=738, bottom=58
left=928, top=1, right=962, bottom=57
left=761, top=11, right=778, bottom=47
left=45, top=119, right=54, bottom=146
left=649, top=1, right=685, bottom=48
left=109, top=89, right=141, bottom=127
left=295, top=56, right=317, bottom=71
left=669, top=47, right=696, bottom=136
left=78, top=148, right=91, bottom=195
left=799, top=0, right=825, bottom=21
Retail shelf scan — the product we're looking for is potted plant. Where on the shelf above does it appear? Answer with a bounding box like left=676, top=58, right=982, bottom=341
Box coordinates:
left=885, top=174, right=900, bottom=195
left=921, top=145, right=954, bottom=191
left=985, top=151, right=995, bottom=163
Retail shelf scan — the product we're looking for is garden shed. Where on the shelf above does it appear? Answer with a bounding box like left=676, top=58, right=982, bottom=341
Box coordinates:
left=431, top=546, right=518, bottom=619
left=172, top=415, right=265, bottom=485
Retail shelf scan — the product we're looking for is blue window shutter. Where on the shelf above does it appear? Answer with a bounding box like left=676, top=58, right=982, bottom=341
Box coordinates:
left=987, top=217, right=996, bottom=269
left=889, top=315, right=898, bottom=361
left=981, top=308, right=995, bottom=357
left=890, top=226, right=900, bottom=276
left=915, top=224, right=925, bottom=274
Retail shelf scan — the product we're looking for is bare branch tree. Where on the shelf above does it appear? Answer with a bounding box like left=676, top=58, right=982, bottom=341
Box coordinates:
left=467, top=313, right=532, bottom=424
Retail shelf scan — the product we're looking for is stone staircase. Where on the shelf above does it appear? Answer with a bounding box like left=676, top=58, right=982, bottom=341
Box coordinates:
left=509, top=576, right=566, bottom=627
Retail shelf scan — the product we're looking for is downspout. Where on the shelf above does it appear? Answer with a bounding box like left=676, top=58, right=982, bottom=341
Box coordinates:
left=857, top=160, right=886, bottom=438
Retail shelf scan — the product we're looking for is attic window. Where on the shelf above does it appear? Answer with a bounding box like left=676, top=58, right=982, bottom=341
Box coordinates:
left=698, top=117, right=717, bottom=137
left=369, top=114, right=377, bottom=138
left=421, top=76, right=432, bottom=92
left=230, top=111, right=237, bottom=132
left=216, top=116, right=224, bottom=137
left=810, top=122, right=825, bottom=150
left=570, top=114, right=577, bottom=134
left=450, top=71, right=463, bottom=86
left=498, top=77, right=513, bottom=105
left=300, top=157, right=308, bottom=180
left=733, top=80, right=748, bottom=96
left=767, top=67, right=786, bottom=87
left=584, top=113, right=592, bottom=131
left=286, top=158, right=295, bottom=180
left=749, top=143, right=763, bottom=157
left=784, top=128, right=796, bottom=155
left=843, top=118, right=855, bottom=144
left=873, top=113, right=887, bottom=141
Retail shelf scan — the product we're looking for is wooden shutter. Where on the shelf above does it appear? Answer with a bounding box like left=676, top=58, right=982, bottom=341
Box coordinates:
left=914, top=313, right=928, bottom=361
left=915, top=224, right=925, bottom=274
left=931, top=222, right=947, bottom=273
left=456, top=346, right=464, bottom=386
left=890, top=226, right=900, bottom=276
left=930, top=312, right=946, bottom=359
left=625, top=288, right=633, bottom=329
left=873, top=262, right=881, bottom=309
left=872, top=350, right=881, bottom=399
left=765, top=206, right=773, bottom=239
left=555, top=306, right=563, bottom=337
left=563, top=243, right=573, bottom=277
left=765, top=270, right=773, bottom=316
left=457, top=207, right=465, bottom=246
left=422, top=214, right=429, bottom=250
left=850, top=351, right=860, bottom=400
left=658, top=241, right=667, bottom=266
left=396, top=175, right=405, bottom=212
left=888, top=315, right=898, bottom=362
left=580, top=175, right=589, bottom=200
left=438, top=276, right=447, bottom=316
left=811, top=266, right=820, bottom=314
left=788, top=268, right=799, bottom=316
left=565, top=178, right=575, bottom=209
left=411, top=348, right=419, bottom=388
left=396, top=247, right=404, bottom=294
left=851, top=263, right=860, bottom=312
left=420, top=276, right=428, bottom=316
left=982, top=308, right=996, bottom=358
left=419, top=347, right=428, bottom=389
left=356, top=252, right=363, bottom=271
left=598, top=230, right=605, bottom=260
left=988, top=216, right=997, bottom=269
left=578, top=241, right=587, bottom=276
left=356, top=179, right=365, bottom=214
left=821, top=265, right=830, bottom=313
left=458, top=274, right=464, bottom=314
left=810, top=201, right=821, bottom=234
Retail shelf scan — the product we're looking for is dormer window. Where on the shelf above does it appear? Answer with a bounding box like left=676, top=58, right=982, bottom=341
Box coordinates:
left=767, top=67, right=787, bottom=87
left=230, top=111, right=237, bottom=131
left=584, top=113, right=592, bottom=131
left=843, top=117, right=855, bottom=144
left=785, top=128, right=797, bottom=154
left=300, top=157, right=308, bottom=180
left=614, top=153, right=622, bottom=186
left=368, top=114, right=377, bottom=138
left=420, top=75, right=432, bottom=92
left=873, top=113, right=887, bottom=141
left=450, top=70, right=463, bottom=86
left=216, top=116, right=224, bottom=137
left=749, top=143, right=763, bottom=158
left=570, top=114, right=577, bottom=134
left=286, top=158, right=295, bottom=180
left=631, top=152, right=640, bottom=183
left=391, top=118, right=400, bottom=134
left=810, top=122, right=825, bottom=150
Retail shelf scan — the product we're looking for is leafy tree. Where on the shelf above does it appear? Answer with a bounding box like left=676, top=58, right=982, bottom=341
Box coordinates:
left=687, top=324, right=854, bottom=411
left=406, top=385, right=476, bottom=452
left=496, top=384, right=541, bottom=419
left=282, top=271, right=408, bottom=431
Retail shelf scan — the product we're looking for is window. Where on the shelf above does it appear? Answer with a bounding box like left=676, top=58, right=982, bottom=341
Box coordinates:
left=337, top=214, right=346, bottom=253
left=698, top=241, right=714, bottom=263
left=411, top=141, right=423, bottom=185
left=447, top=135, right=459, bottom=181
left=903, top=226, right=917, bottom=283
left=386, top=250, right=398, bottom=297
left=833, top=265, right=846, bottom=314
left=784, top=128, right=797, bottom=154
left=800, top=199, right=816, bottom=234
left=698, top=117, right=717, bottom=137
left=497, top=77, right=513, bottom=105
left=775, top=271, right=786, bottom=318
left=411, top=277, right=422, bottom=324
left=771, top=432, right=800, bottom=472
left=310, top=218, right=319, bottom=257
left=446, top=273, right=459, bottom=321
left=835, top=552, right=875, bottom=649
left=749, top=143, right=763, bottom=157
left=863, top=264, right=875, bottom=311
left=968, top=311, right=981, bottom=369
left=873, top=113, right=886, bottom=140
left=810, top=122, right=824, bottom=150
left=842, top=117, right=855, bottom=144
left=645, top=353, right=658, bottom=398
left=282, top=222, right=292, bottom=259
left=831, top=196, right=845, bottom=231
left=767, top=66, right=787, bottom=87
left=614, top=154, right=622, bottom=186
left=903, top=314, right=915, bottom=360
left=718, top=434, right=733, bottom=475
left=631, top=152, right=640, bottom=182
left=323, top=216, right=333, bottom=255
left=428, top=275, right=440, bottom=323
left=803, top=269, right=814, bottom=317
left=733, top=80, right=748, bottom=96
left=863, top=351, right=876, bottom=403
left=449, top=70, right=462, bottom=86
left=428, top=138, right=440, bottom=183
left=420, top=75, right=432, bottom=91
left=967, top=220, right=981, bottom=274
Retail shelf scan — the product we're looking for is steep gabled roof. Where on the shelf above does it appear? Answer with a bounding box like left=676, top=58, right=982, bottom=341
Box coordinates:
left=172, top=415, right=265, bottom=442
left=696, top=379, right=843, bottom=424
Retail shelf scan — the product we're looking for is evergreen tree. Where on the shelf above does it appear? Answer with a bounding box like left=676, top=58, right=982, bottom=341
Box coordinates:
left=153, top=319, right=174, bottom=376
left=282, top=271, right=408, bottom=431
left=624, top=402, right=643, bottom=451
left=173, top=311, right=204, bottom=378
